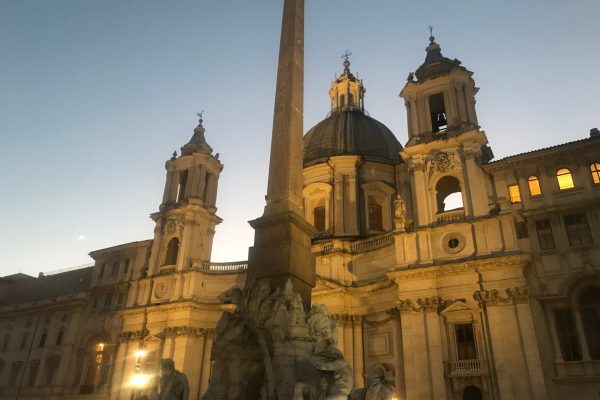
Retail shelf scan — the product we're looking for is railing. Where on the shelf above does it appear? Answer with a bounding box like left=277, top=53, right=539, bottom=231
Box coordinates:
left=436, top=209, right=465, bottom=225
left=199, top=261, right=248, bottom=274
left=446, top=359, right=487, bottom=376
left=350, top=233, right=393, bottom=253
left=158, top=264, right=176, bottom=274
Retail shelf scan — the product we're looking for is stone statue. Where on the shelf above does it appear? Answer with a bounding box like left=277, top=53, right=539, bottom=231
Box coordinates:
left=348, top=371, right=395, bottom=400
left=393, top=195, right=406, bottom=230
left=293, top=305, right=353, bottom=400
left=159, top=359, right=189, bottom=400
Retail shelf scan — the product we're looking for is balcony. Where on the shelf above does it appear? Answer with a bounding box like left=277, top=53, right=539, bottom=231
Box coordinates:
left=445, top=359, right=488, bottom=377
left=436, top=209, right=465, bottom=225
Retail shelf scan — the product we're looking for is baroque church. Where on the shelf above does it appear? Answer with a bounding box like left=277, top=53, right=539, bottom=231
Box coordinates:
left=1, top=32, right=600, bottom=400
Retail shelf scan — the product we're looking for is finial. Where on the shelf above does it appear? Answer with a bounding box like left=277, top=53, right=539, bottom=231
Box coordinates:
left=428, top=25, right=435, bottom=42
left=196, top=110, right=204, bottom=124
left=341, top=49, right=352, bottom=72
left=171, top=150, right=177, bottom=160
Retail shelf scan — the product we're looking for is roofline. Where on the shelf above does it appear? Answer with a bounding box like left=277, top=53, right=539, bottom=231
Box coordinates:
left=89, top=239, right=153, bottom=258
left=484, top=136, right=599, bottom=167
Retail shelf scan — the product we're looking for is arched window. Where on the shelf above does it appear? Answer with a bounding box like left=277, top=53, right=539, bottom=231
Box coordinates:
left=463, top=385, right=483, bottom=400
left=203, top=173, right=213, bottom=205
left=176, top=170, right=189, bottom=202
left=591, top=163, right=600, bottom=184
left=528, top=176, right=542, bottom=196
left=580, top=287, right=600, bottom=359
left=436, top=176, right=463, bottom=213
left=429, top=92, right=447, bottom=133
left=368, top=196, right=383, bottom=231
left=556, top=168, right=575, bottom=190
left=164, top=238, right=180, bottom=266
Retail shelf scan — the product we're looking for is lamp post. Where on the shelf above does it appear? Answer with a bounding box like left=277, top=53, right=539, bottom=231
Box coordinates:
left=130, top=348, right=149, bottom=400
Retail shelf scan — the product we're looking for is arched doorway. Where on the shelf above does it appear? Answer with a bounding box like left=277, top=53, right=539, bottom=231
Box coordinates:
left=463, top=385, right=483, bottom=400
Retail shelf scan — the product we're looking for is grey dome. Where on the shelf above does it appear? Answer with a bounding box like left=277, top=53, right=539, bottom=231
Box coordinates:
left=303, top=110, right=402, bottom=166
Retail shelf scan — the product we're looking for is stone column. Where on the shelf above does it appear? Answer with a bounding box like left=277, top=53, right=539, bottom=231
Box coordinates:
left=333, top=172, right=345, bottom=235
left=390, top=309, right=406, bottom=399
left=352, top=315, right=365, bottom=388
left=200, top=330, right=214, bottom=396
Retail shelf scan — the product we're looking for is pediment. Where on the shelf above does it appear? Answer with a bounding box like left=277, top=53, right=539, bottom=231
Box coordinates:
left=440, top=300, right=477, bottom=316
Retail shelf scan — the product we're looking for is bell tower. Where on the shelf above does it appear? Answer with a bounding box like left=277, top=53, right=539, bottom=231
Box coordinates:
left=401, top=34, right=480, bottom=146
left=400, top=34, right=494, bottom=226
left=147, top=116, right=223, bottom=277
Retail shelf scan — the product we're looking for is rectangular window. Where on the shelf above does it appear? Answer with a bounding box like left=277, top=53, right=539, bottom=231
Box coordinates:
left=554, top=309, right=582, bottom=361
left=38, top=331, right=47, bottom=348
left=563, top=213, right=593, bottom=246
left=590, top=163, right=600, bottom=184
left=99, top=263, right=105, bottom=278
left=368, top=196, right=383, bottom=231
left=535, top=219, right=556, bottom=250
left=10, top=361, right=23, bottom=386
left=2, top=333, right=10, bottom=351
left=508, top=184, right=522, bottom=203
left=515, top=220, right=529, bottom=239
left=117, top=293, right=126, bottom=308
left=528, top=176, right=542, bottom=196
left=103, top=293, right=113, bottom=308
left=20, top=331, right=29, bottom=350
left=123, top=259, right=130, bottom=274
left=455, top=323, right=477, bottom=360
left=313, top=205, right=326, bottom=232
left=111, top=261, right=118, bottom=275
left=28, top=359, right=40, bottom=386
left=56, top=329, right=64, bottom=346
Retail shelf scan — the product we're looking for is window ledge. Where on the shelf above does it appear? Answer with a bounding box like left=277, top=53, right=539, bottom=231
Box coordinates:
left=553, top=186, right=584, bottom=196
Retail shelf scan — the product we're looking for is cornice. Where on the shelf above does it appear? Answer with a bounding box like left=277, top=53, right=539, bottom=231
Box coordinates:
left=473, top=285, right=529, bottom=306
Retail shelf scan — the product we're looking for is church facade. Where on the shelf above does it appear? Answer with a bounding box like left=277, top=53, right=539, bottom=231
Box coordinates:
left=1, top=37, right=599, bottom=400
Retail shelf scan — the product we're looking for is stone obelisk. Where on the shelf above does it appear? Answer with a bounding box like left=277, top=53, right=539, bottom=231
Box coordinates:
left=247, top=0, right=315, bottom=308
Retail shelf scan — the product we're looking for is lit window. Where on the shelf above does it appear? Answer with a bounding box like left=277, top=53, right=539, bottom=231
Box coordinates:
left=535, top=219, right=555, bottom=250
left=556, top=168, right=574, bottom=190
left=591, top=163, right=600, bottom=184
left=508, top=185, right=521, bottom=203
left=554, top=309, right=582, bottom=361
left=563, top=213, right=593, bottom=246
left=528, top=176, right=542, bottom=196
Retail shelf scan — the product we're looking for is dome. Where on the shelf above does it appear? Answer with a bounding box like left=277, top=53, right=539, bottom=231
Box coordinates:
left=303, top=109, right=403, bottom=166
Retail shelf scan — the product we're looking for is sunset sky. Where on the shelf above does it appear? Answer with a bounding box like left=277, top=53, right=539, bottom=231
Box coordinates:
left=1, top=0, right=599, bottom=276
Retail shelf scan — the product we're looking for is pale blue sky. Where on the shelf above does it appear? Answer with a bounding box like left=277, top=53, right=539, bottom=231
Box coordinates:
left=1, top=0, right=598, bottom=276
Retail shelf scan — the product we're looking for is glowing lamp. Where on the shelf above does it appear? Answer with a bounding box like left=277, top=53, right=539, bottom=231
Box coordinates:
left=130, top=373, right=150, bottom=388
left=135, top=350, right=147, bottom=358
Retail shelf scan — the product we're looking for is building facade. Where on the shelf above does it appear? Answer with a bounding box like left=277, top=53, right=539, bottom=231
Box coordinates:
left=1, top=37, right=599, bottom=400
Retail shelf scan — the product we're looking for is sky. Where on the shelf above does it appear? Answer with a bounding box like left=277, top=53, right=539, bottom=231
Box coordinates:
left=1, top=0, right=599, bottom=277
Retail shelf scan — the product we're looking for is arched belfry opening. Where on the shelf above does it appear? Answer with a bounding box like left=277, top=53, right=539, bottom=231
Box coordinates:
left=429, top=92, right=447, bottom=133
left=436, top=176, right=463, bottom=213
left=164, top=237, right=180, bottom=266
